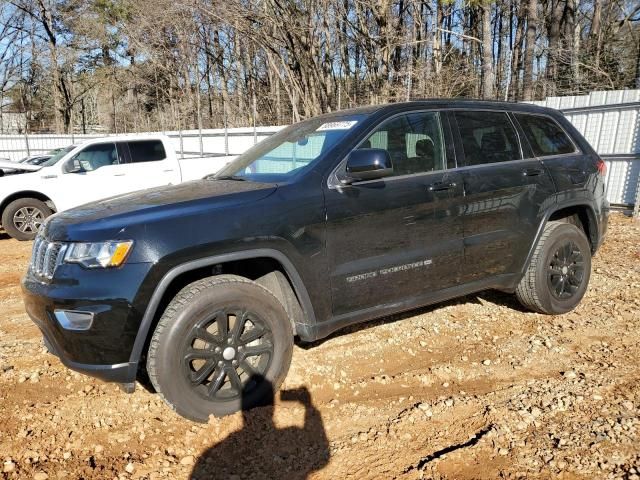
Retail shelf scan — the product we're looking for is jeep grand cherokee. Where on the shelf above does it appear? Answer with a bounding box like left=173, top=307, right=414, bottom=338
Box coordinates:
left=22, top=100, right=608, bottom=421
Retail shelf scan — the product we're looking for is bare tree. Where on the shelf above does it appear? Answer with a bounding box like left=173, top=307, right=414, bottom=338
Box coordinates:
left=0, top=0, right=638, bottom=132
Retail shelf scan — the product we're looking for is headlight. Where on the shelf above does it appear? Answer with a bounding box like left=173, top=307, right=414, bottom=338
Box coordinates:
left=65, top=240, right=133, bottom=268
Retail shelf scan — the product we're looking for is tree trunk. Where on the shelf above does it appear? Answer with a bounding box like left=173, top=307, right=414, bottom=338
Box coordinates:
left=636, top=36, right=640, bottom=89
left=522, top=0, right=538, bottom=100
left=545, top=0, right=564, bottom=96
left=591, top=0, right=602, bottom=68
left=481, top=3, right=494, bottom=99
left=38, top=3, right=64, bottom=132
left=213, top=30, right=231, bottom=123
left=508, top=0, right=526, bottom=100
left=433, top=0, right=443, bottom=78
left=563, top=0, right=577, bottom=89
left=495, top=2, right=504, bottom=96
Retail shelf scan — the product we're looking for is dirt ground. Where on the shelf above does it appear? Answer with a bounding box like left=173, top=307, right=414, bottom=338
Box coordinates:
left=0, top=214, right=639, bottom=480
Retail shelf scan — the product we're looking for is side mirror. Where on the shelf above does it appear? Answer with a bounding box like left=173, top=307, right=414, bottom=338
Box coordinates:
left=344, top=148, right=393, bottom=183
left=64, top=161, right=85, bottom=174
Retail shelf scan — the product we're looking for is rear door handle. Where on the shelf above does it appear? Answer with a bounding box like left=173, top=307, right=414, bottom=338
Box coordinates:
left=427, top=182, right=457, bottom=192
left=113, top=173, right=126, bottom=177
left=522, top=168, right=544, bottom=177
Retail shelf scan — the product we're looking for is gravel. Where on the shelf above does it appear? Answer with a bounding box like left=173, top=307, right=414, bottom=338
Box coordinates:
left=0, top=214, right=638, bottom=479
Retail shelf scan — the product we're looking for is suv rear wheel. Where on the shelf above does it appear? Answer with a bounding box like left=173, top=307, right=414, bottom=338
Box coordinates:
left=147, top=275, right=293, bottom=422
left=2, top=198, right=52, bottom=241
left=516, top=221, right=591, bottom=314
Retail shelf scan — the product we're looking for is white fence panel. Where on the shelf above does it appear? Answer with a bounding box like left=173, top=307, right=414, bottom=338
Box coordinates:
left=0, top=126, right=286, bottom=162
left=532, top=90, right=640, bottom=206
left=602, top=156, right=640, bottom=204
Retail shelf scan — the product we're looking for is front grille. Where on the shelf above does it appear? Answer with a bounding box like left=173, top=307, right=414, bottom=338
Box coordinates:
left=30, top=236, right=66, bottom=281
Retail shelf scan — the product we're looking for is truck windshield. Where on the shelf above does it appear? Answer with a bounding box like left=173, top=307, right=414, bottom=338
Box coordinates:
left=41, top=145, right=76, bottom=167
left=215, top=114, right=366, bottom=182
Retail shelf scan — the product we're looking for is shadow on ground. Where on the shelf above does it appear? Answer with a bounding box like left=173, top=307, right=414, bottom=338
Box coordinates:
left=190, top=376, right=329, bottom=480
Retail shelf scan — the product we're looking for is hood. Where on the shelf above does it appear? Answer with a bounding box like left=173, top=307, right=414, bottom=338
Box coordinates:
left=45, top=179, right=277, bottom=239
left=0, top=159, right=42, bottom=172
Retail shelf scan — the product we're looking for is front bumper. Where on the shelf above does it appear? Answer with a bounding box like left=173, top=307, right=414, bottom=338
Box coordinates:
left=22, top=262, right=153, bottom=384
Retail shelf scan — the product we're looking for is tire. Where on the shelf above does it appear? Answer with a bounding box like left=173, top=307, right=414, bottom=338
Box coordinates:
left=147, top=275, right=293, bottom=422
left=516, top=221, right=591, bottom=314
left=1, top=198, right=52, bottom=241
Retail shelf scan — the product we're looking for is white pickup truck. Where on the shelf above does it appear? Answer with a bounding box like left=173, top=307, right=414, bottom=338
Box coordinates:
left=0, top=134, right=233, bottom=240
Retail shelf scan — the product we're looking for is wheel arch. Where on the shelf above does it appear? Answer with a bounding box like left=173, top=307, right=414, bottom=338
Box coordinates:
left=548, top=204, right=598, bottom=251
left=128, top=249, right=316, bottom=369
left=0, top=191, right=57, bottom=223
left=521, top=201, right=598, bottom=277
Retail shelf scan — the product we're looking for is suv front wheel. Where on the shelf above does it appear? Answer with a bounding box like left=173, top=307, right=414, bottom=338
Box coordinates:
left=516, top=221, right=592, bottom=314
left=147, top=275, right=293, bottom=422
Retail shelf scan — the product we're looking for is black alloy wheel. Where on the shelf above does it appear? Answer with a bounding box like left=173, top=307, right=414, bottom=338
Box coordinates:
left=182, top=308, right=274, bottom=402
left=547, top=241, right=585, bottom=299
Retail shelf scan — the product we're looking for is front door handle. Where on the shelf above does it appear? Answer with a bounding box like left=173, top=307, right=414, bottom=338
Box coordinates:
left=113, top=173, right=126, bottom=177
left=522, top=168, right=544, bottom=177
left=427, top=182, right=457, bottom=192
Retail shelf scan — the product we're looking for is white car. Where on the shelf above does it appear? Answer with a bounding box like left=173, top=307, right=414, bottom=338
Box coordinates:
left=0, top=134, right=233, bottom=240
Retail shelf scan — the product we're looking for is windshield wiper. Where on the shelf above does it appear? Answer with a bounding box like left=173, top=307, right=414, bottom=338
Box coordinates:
left=209, top=175, right=246, bottom=181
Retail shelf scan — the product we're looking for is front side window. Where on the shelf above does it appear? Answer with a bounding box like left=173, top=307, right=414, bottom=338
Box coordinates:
left=358, top=111, right=445, bottom=176
left=127, top=140, right=167, bottom=163
left=65, top=143, right=119, bottom=173
left=515, top=113, right=576, bottom=157
left=455, top=111, right=521, bottom=166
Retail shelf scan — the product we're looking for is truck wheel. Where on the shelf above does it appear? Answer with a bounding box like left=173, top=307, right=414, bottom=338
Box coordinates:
left=147, top=275, right=293, bottom=422
left=516, top=221, right=591, bottom=314
left=1, top=198, right=51, bottom=241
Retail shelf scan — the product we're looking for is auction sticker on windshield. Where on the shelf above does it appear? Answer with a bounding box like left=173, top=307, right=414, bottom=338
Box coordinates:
left=317, top=120, right=358, bottom=131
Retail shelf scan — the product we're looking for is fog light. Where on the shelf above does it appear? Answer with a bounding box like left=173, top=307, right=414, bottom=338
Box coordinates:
left=54, top=310, right=94, bottom=331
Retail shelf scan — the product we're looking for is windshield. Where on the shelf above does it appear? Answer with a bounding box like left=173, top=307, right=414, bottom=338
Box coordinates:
left=41, top=145, right=76, bottom=167
left=215, top=114, right=366, bottom=182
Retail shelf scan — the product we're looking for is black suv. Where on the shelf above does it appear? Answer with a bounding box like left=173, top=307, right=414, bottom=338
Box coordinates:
left=22, top=100, right=608, bottom=421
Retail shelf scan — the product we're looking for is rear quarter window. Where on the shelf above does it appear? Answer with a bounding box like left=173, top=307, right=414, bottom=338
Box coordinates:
left=515, top=113, right=576, bottom=157
left=127, top=140, right=167, bottom=163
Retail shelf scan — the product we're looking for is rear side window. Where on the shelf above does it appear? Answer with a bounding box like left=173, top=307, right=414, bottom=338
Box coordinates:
left=515, top=113, right=575, bottom=157
left=127, top=140, right=166, bottom=163
left=454, top=111, right=521, bottom=166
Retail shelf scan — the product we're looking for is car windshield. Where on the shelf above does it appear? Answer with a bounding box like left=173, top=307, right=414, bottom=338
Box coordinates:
left=214, top=114, right=366, bottom=182
left=40, top=145, right=76, bottom=167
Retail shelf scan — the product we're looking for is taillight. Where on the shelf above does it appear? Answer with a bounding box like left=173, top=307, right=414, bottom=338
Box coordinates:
left=595, top=157, right=607, bottom=176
